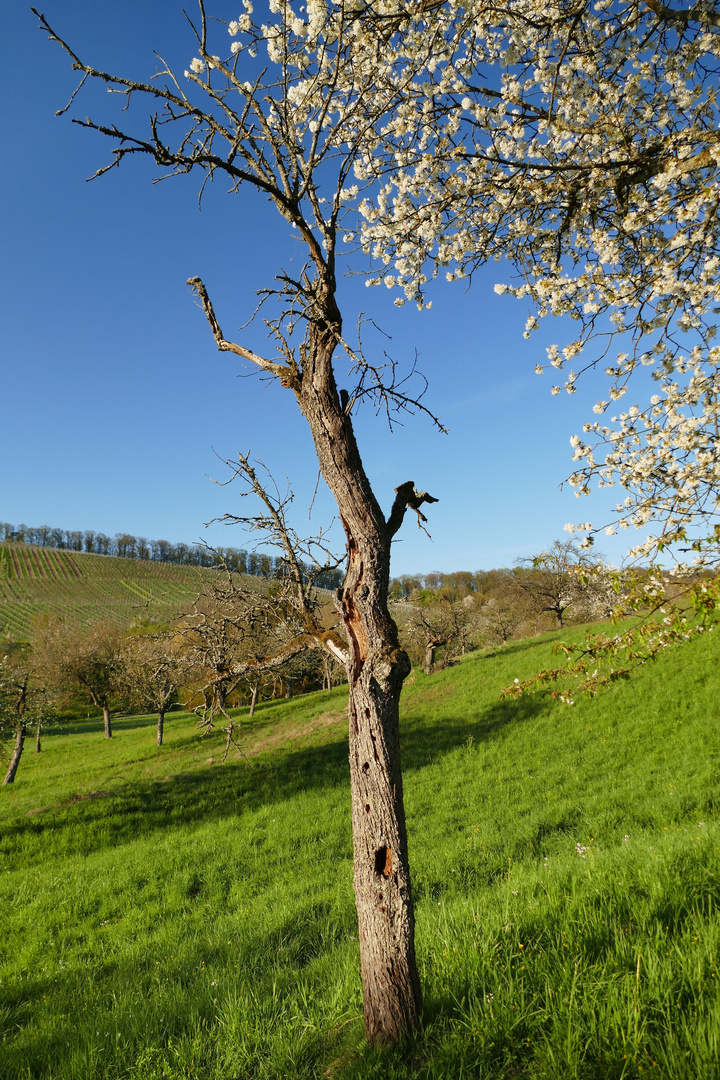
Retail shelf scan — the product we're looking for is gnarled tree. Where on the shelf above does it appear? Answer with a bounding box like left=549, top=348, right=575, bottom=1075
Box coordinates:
left=36, top=5, right=444, bottom=1041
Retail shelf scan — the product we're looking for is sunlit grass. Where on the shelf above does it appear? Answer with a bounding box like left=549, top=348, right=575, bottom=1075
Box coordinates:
left=2, top=627, right=719, bottom=1078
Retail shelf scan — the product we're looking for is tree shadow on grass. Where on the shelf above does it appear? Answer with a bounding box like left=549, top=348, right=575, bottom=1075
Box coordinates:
left=2, top=692, right=549, bottom=864
left=45, top=713, right=160, bottom=738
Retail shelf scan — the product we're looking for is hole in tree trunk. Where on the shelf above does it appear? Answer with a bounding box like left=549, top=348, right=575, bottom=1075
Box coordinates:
left=365, top=803, right=371, bottom=813
left=362, top=762, right=370, bottom=773
left=374, top=846, right=393, bottom=877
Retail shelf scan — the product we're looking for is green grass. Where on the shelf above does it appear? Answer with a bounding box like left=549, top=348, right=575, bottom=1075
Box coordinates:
left=1, top=626, right=719, bottom=1078
left=0, top=544, right=261, bottom=637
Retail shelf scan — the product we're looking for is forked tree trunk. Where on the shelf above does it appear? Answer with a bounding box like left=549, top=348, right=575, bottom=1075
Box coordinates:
left=3, top=722, right=25, bottom=785
left=157, top=709, right=165, bottom=747
left=249, top=684, right=259, bottom=718
left=298, top=313, right=422, bottom=1044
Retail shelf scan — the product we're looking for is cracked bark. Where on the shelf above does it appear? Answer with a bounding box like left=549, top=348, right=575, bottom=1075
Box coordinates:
left=191, top=278, right=434, bottom=1043
left=294, top=311, right=426, bottom=1043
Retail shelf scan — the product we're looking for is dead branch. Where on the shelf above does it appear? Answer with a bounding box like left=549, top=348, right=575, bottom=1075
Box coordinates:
left=187, top=277, right=299, bottom=385
left=387, top=481, right=439, bottom=538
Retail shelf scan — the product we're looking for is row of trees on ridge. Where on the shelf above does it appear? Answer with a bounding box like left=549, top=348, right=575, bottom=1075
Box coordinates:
left=0, top=521, right=342, bottom=589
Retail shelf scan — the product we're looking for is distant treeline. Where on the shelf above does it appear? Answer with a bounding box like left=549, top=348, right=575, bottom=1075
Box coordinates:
left=0, top=522, right=342, bottom=590
left=390, top=569, right=517, bottom=599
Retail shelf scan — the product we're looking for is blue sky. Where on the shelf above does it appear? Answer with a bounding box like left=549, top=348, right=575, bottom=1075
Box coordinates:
left=2, top=2, right=634, bottom=575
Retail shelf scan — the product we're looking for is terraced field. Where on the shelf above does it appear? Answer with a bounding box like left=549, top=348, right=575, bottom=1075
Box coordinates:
left=0, top=543, right=223, bottom=637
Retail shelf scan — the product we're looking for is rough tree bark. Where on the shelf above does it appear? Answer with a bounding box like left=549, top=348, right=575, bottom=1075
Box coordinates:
left=192, top=281, right=437, bottom=1042
left=294, top=312, right=433, bottom=1041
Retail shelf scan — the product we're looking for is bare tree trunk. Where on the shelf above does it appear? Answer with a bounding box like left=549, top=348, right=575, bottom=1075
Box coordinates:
left=34, top=718, right=42, bottom=753
left=3, top=722, right=25, bottom=785
left=249, top=684, right=259, bottom=718
left=424, top=644, right=435, bottom=675
left=157, top=709, right=165, bottom=747
left=298, top=318, right=422, bottom=1044
left=103, top=701, right=112, bottom=739
left=347, top=640, right=421, bottom=1043
left=285, top=679, right=293, bottom=699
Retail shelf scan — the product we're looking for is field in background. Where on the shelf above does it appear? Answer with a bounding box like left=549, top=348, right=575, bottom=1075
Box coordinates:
left=2, top=624, right=719, bottom=1079
left=0, top=543, right=252, bottom=636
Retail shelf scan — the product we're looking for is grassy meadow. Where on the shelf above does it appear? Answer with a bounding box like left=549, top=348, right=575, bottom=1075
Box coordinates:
left=2, top=626, right=719, bottom=1079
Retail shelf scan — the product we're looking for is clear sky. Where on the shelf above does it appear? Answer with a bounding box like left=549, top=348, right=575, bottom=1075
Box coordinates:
left=2, top=2, right=635, bottom=576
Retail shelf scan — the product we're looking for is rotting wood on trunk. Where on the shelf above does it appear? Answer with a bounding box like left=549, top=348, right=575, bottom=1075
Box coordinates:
left=189, top=268, right=439, bottom=1043
left=293, top=315, right=432, bottom=1042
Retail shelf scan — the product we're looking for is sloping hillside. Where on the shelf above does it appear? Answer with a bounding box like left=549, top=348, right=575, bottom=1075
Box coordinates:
left=2, top=625, right=719, bottom=1079
left=0, top=543, right=230, bottom=636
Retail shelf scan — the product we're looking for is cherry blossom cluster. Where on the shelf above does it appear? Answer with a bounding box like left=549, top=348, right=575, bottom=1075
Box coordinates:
left=347, top=0, right=720, bottom=566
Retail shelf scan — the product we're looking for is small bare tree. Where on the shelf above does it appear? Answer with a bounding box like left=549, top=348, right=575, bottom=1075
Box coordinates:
left=179, top=456, right=345, bottom=753
left=399, top=597, right=474, bottom=674
left=122, top=631, right=187, bottom=746
left=34, top=617, right=126, bottom=738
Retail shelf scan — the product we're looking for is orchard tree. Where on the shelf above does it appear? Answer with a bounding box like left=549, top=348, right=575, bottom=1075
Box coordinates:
left=34, top=2, right=454, bottom=1038
left=37, top=0, right=711, bottom=1040
left=0, top=639, right=56, bottom=785
left=34, top=617, right=126, bottom=738
left=123, top=631, right=187, bottom=746
left=341, top=0, right=720, bottom=689
left=1, top=648, right=32, bottom=786
left=478, top=594, right=527, bottom=645
left=398, top=595, right=474, bottom=673
left=513, top=540, right=602, bottom=630
left=2, top=643, right=33, bottom=785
